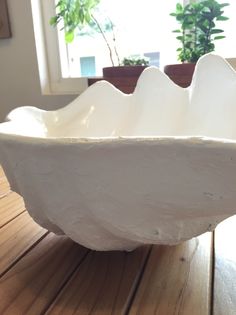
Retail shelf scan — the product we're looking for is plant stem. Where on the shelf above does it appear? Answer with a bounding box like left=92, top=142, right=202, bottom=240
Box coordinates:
left=91, top=14, right=115, bottom=66
left=204, top=24, right=211, bottom=54
left=113, top=40, right=120, bottom=66
left=107, top=17, right=120, bottom=66
left=194, top=18, right=197, bottom=53
left=183, top=28, right=186, bottom=62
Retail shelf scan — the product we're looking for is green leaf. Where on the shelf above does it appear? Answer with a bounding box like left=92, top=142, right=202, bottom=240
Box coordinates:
left=65, top=31, right=74, bottom=43
left=214, top=35, right=225, bottom=40
left=216, top=16, right=229, bottom=21
left=84, top=12, right=92, bottom=23
left=176, top=3, right=183, bottom=11
left=219, top=3, right=230, bottom=8
left=49, top=16, right=58, bottom=26
left=211, top=29, right=224, bottom=34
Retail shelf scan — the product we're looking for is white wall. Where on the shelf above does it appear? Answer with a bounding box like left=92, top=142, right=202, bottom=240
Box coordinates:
left=0, top=0, right=75, bottom=122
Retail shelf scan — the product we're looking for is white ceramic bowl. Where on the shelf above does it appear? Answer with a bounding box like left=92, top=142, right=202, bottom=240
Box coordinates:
left=1, top=54, right=236, bottom=251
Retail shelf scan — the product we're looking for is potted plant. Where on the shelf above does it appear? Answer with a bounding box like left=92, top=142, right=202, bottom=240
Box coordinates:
left=50, top=0, right=148, bottom=93
left=165, top=0, right=229, bottom=87
left=102, top=56, right=149, bottom=93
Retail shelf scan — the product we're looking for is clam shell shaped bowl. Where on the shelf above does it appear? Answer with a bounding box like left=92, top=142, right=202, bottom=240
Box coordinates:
left=1, top=54, right=236, bottom=251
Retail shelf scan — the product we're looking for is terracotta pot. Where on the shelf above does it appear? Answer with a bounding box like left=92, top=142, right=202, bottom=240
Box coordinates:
left=103, top=65, right=146, bottom=77
left=88, top=66, right=147, bottom=94
left=102, top=66, right=147, bottom=94
left=164, top=63, right=196, bottom=88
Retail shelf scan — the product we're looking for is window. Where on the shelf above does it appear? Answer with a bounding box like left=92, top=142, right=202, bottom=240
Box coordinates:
left=32, top=0, right=236, bottom=95
left=144, top=52, right=160, bottom=67
left=80, top=57, right=96, bottom=77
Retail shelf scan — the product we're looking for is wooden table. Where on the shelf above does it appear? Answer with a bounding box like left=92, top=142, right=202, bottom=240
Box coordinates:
left=0, top=166, right=235, bottom=315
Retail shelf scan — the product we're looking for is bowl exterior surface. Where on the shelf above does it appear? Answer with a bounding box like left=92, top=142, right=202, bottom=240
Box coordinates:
left=0, top=137, right=235, bottom=250
left=1, top=54, right=236, bottom=250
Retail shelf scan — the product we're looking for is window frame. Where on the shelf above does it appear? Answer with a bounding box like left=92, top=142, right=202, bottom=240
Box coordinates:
left=31, top=0, right=88, bottom=95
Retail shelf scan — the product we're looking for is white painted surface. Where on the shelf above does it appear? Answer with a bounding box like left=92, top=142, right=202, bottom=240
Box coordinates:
left=0, top=0, right=75, bottom=122
left=0, top=54, right=236, bottom=251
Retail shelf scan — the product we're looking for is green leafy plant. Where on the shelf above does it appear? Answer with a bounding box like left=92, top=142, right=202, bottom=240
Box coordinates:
left=50, top=0, right=120, bottom=65
left=170, top=0, right=229, bottom=63
left=121, top=56, right=149, bottom=66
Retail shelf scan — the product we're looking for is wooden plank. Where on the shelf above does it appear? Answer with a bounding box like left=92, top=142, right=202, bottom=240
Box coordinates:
left=0, top=176, right=10, bottom=198
left=0, top=192, right=25, bottom=228
left=0, top=211, right=47, bottom=275
left=0, top=234, right=89, bottom=315
left=129, top=233, right=213, bottom=315
left=0, top=166, right=5, bottom=178
left=46, top=246, right=151, bottom=315
left=0, top=166, right=11, bottom=198
left=213, top=215, right=236, bottom=315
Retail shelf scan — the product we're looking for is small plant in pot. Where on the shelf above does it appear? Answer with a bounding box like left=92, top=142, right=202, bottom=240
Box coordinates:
left=165, top=0, right=229, bottom=87
left=102, top=55, right=149, bottom=93
left=122, top=56, right=149, bottom=66
left=103, top=56, right=149, bottom=77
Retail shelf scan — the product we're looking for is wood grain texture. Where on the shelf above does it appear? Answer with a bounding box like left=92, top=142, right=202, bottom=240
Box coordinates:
left=129, top=233, right=213, bottom=315
left=0, top=166, right=10, bottom=198
left=46, top=246, right=151, bottom=315
left=0, top=211, right=47, bottom=275
left=213, top=215, right=236, bottom=315
left=0, top=166, right=5, bottom=177
left=0, top=192, right=25, bottom=228
left=0, top=175, right=10, bottom=198
left=0, top=233, right=89, bottom=315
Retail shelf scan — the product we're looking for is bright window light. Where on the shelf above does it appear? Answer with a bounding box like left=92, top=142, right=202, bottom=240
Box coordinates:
left=57, top=0, right=180, bottom=78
